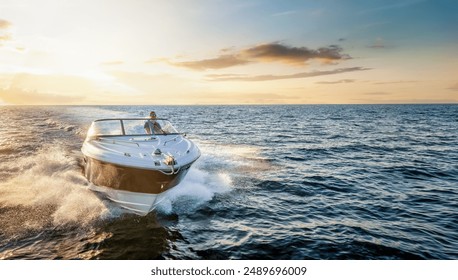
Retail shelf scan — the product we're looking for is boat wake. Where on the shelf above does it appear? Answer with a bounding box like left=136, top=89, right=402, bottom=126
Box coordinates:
left=0, top=141, right=250, bottom=229
left=0, top=144, right=112, bottom=235
left=156, top=166, right=232, bottom=215
left=155, top=141, right=271, bottom=215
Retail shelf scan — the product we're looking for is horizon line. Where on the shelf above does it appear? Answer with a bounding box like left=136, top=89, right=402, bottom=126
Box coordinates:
left=1, top=102, right=457, bottom=107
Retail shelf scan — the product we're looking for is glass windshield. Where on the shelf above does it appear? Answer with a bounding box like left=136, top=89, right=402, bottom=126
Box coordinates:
left=123, top=119, right=148, bottom=135
left=86, top=119, right=179, bottom=138
left=87, top=120, right=122, bottom=137
left=143, top=120, right=178, bottom=135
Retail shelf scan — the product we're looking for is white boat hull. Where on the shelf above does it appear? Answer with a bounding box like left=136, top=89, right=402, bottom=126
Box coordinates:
left=89, top=183, right=170, bottom=215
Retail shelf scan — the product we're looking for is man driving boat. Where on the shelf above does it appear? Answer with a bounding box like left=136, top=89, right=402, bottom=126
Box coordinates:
left=144, top=111, right=163, bottom=134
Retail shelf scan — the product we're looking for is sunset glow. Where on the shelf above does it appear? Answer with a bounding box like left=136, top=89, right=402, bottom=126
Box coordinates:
left=0, top=0, right=457, bottom=105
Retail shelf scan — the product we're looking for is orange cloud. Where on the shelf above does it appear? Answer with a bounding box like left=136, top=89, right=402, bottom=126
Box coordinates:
left=447, top=82, right=458, bottom=91
left=169, top=55, right=249, bottom=70
left=100, top=60, right=124, bottom=66
left=374, top=80, right=417, bottom=84
left=206, top=67, right=369, bottom=81
left=316, top=79, right=355, bottom=84
left=0, top=19, right=12, bottom=44
left=0, top=19, right=11, bottom=29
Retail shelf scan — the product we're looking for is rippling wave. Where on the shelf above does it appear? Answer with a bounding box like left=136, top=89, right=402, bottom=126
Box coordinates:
left=0, top=104, right=457, bottom=259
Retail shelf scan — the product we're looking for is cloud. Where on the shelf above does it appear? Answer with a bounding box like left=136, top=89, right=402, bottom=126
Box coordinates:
left=272, top=11, right=298, bottom=17
left=363, top=92, right=392, bottom=96
left=0, top=19, right=12, bottom=45
left=241, top=43, right=350, bottom=65
left=368, top=44, right=386, bottom=49
left=167, top=42, right=351, bottom=70
left=207, top=67, right=370, bottom=82
left=187, top=92, right=300, bottom=105
left=0, top=19, right=11, bottom=29
left=447, top=82, right=458, bottom=91
left=367, top=43, right=390, bottom=49
left=145, top=57, right=170, bottom=64
left=316, top=79, right=355, bottom=84
left=100, top=60, right=124, bottom=66
left=0, top=34, right=11, bottom=41
left=169, top=55, right=249, bottom=70
left=374, top=80, right=417, bottom=84
left=367, top=37, right=391, bottom=49
left=359, top=0, right=426, bottom=14
left=0, top=87, right=85, bottom=105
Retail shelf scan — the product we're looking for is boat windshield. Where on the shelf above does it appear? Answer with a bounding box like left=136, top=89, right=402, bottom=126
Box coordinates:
left=87, top=118, right=179, bottom=138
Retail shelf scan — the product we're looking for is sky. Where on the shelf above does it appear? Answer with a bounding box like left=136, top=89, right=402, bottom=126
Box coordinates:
left=0, top=0, right=457, bottom=105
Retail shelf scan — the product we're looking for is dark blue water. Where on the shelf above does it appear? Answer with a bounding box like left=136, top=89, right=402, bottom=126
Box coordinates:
left=0, top=104, right=457, bottom=259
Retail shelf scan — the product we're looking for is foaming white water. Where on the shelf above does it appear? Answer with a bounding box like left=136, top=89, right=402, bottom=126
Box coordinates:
left=0, top=144, right=111, bottom=229
left=44, top=117, right=85, bottom=138
left=155, top=141, right=267, bottom=214
left=156, top=166, right=232, bottom=214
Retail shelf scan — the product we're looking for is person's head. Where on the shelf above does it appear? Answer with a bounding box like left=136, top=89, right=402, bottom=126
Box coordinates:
left=149, top=111, right=157, bottom=119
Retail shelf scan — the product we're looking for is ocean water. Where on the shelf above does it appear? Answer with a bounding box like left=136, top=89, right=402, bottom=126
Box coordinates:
left=0, top=104, right=457, bottom=260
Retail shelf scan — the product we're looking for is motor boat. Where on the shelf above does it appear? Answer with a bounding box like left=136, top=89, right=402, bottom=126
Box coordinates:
left=81, top=112, right=201, bottom=215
